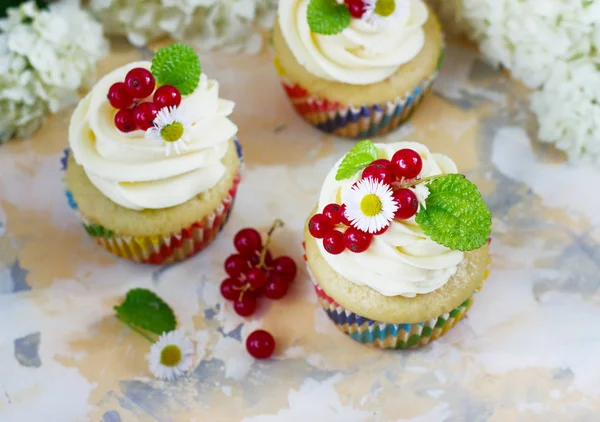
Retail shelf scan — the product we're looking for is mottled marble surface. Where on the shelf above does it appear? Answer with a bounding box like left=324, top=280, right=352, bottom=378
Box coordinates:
left=1, top=39, right=600, bottom=422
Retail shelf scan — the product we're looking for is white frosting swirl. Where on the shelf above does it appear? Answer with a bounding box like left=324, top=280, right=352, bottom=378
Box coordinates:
left=278, top=0, right=428, bottom=85
left=69, top=61, right=238, bottom=211
left=316, top=142, right=464, bottom=297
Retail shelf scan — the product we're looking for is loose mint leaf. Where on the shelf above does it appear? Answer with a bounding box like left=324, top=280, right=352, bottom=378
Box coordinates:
left=335, top=140, right=379, bottom=181
left=151, top=43, right=201, bottom=96
left=307, top=0, right=351, bottom=35
left=114, top=288, right=176, bottom=336
left=415, top=174, right=491, bottom=251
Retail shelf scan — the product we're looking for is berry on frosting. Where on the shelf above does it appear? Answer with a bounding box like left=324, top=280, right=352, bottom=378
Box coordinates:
left=362, top=159, right=393, bottom=184
left=114, top=108, right=136, bottom=133
left=343, top=227, right=372, bottom=253
left=323, top=230, right=345, bottom=255
left=392, top=188, right=419, bottom=220
left=108, top=82, right=134, bottom=109
left=344, top=0, right=367, bottom=18
left=308, top=214, right=334, bottom=239
left=154, top=85, right=182, bottom=109
left=133, top=102, right=159, bottom=131
left=391, top=148, right=423, bottom=180
left=323, top=203, right=344, bottom=225
left=125, top=68, right=156, bottom=99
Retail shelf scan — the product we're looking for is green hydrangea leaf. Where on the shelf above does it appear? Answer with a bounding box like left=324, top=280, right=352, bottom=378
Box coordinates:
left=151, top=43, right=201, bottom=96
left=114, top=288, right=177, bottom=336
left=307, top=0, right=351, bottom=35
left=415, top=174, right=492, bottom=251
left=335, top=140, right=379, bottom=181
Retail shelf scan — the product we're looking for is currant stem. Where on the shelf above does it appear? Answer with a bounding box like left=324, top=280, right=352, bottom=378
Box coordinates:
left=117, top=315, right=156, bottom=344
left=258, top=219, right=284, bottom=268
left=400, top=174, right=443, bottom=188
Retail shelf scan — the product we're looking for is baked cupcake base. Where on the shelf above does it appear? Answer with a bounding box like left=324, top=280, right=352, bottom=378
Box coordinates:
left=272, top=6, right=444, bottom=139
left=62, top=138, right=243, bottom=264
left=313, top=278, right=475, bottom=349
left=304, top=224, right=490, bottom=349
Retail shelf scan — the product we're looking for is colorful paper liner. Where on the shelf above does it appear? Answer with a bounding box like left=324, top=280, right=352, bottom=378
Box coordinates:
left=312, top=279, right=474, bottom=349
left=274, top=51, right=443, bottom=139
left=61, top=139, right=243, bottom=265
left=303, top=239, right=491, bottom=349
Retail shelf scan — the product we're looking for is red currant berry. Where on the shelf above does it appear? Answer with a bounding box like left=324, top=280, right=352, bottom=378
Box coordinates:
left=114, top=108, right=137, bottom=133
left=125, top=67, right=156, bottom=99
left=249, top=250, right=273, bottom=268
left=224, top=254, right=250, bottom=278
left=265, top=276, right=289, bottom=300
left=234, top=228, right=263, bottom=257
left=362, top=164, right=393, bottom=185
left=392, top=189, right=419, bottom=220
left=323, top=230, right=345, bottom=255
left=107, top=82, right=134, bottom=109
left=220, top=278, right=242, bottom=301
left=323, top=203, right=344, bottom=225
left=153, top=85, right=181, bottom=109
left=308, top=214, right=334, bottom=239
left=247, top=268, right=267, bottom=290
left=344, top=0, right=366, bottom=18
left=234, top=296, right=257, bottom=317
left=246, top=330, right=275, bottom=359
left=343, top=227, right=373, bottom=253
left=133, top=102, right=159, bottom=131
left=391, top=149, right=423, bottom=180
left=370, top=159, right=392, bottom=168
left=339, top=204, right=352, bottom=226
left=373, top=225, right=389, bottom=236
left=273, top=256, right=297, bottom=280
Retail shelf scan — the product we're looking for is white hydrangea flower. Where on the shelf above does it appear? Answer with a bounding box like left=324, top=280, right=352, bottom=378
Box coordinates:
left=428, top=0, right=600, bottom=165
left=89, top=0, right=277, bottom=53
left=0, top=0, right=108, bottom=143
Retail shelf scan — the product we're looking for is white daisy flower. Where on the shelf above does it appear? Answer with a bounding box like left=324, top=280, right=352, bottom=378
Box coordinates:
left=145, top=105, right=194, bottom=156
left=147, top=329, right=194, bottom=381
left=345, top=178, right=398, bottom=234
left=362, top=0, right=410, bottom=29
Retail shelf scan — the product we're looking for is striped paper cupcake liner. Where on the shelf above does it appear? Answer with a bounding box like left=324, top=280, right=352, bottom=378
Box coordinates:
left=312, top=279, right=473, bottom=349
left=61, top=139, right=243, bottom=264
left=274, top=50, right=444, bottom=139
left=303, top=240, right=491, bottom=350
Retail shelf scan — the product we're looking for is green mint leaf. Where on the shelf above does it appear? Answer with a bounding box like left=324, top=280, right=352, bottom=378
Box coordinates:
left=151, top=43, right=201, bottom=96
left=415, top=174, right=492, bottom=251
left=114, top=288, right=177, bottom=336
left=335, top=140, right=379, bottom=181
left=307, top=0, right=351, bottom=35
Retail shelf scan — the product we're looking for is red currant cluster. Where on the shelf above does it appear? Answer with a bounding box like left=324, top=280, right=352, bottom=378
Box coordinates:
left=220, top=221, right=297, bottom=359
left=344, top=0, right=368, bottom=19
left=309, top=148, right=424, bottom=256
left=107, top=67, right=182, bottom=133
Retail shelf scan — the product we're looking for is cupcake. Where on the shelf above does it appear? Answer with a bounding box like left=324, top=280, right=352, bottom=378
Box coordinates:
left=64, top=44, right=242, bottom=264
left=273, top=0, right=444, bottom=139
left=304, top=140, right=491, bottom=349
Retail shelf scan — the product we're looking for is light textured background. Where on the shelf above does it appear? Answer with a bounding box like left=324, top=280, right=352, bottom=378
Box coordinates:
left=1, top=38, right=600, bottom=422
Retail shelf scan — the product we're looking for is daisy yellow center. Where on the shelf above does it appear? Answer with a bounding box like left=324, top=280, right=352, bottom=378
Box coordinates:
left=375, top=0, right=395, bottom=17
left=160, top=344, right=182, bottom=367
left=360, top=194, right=383, bottom=217
left=160, top=122, right=184, bottom=143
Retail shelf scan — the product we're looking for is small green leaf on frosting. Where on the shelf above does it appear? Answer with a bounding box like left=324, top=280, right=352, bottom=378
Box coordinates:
left=307, top=0, right=351, bottom=35
left=114, top=288, right=177, bottom=336
left=151, top=43, right=201, bottom=96
left=415, top=174, right=491, bottom=251
left=335, top=139, right=379, bottom=181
